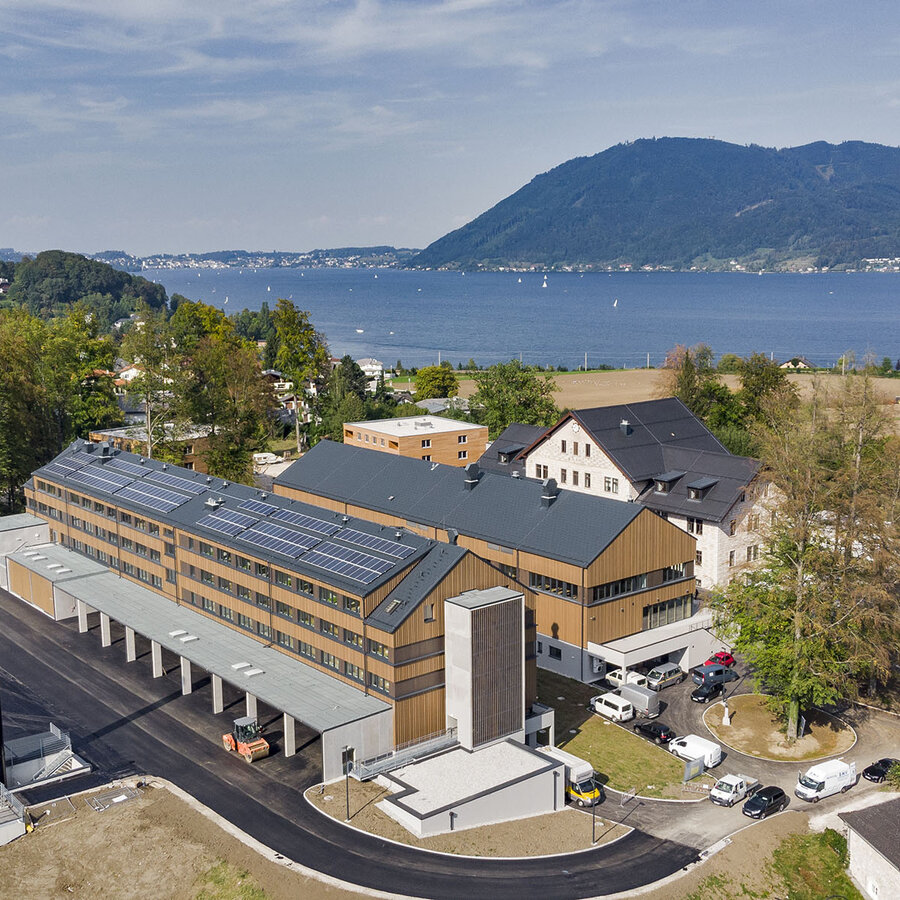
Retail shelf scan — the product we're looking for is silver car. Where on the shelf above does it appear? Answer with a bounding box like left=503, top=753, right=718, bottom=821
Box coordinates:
left=646, top=662, right=685, bottom=691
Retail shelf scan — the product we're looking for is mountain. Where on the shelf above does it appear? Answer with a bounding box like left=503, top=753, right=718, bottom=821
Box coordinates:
left=411, top=138, right=900, bottom=272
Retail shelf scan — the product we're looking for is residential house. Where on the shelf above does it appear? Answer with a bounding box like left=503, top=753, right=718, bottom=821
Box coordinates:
left=839, top=798, right=900, bottom=900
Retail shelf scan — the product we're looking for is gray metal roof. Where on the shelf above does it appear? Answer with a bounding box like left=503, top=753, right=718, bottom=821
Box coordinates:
left=839, top=797, right=900, bottom=867
left=446, top=586, right=523, bottom=610
left=276, top=441, right=645, bottom=568
left=13, top=543, right=110, bottom=582
left=12, top=542, right=390, bottom=732
left=368, top=543, right=468, bottom=632
left=33, top=440, right=436, bottom=596
left=476, top=423, right=547, bottom=477
left=0, top=512, right=47, bottom=533
left=519, top=399, right=759, bottom=524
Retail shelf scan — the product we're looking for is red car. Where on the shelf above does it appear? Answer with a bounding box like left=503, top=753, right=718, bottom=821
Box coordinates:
left=705, top=651, right=736, bottom=667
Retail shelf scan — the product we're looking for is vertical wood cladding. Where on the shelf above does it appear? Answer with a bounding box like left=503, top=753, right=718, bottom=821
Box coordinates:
left=471, top=600, right=523, bottom=747
left=394, top=688, right=445, bottom=745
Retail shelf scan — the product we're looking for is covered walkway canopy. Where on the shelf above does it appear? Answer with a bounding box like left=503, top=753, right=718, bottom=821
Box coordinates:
left=9, top=543, right=392, bottom=779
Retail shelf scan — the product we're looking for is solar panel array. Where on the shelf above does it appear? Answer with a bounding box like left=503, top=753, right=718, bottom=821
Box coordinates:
left=147, top=470, right=207, bottom=494
left=69, top=466, right=134, bottom=494
left=241, top=521, right=319, bottom=558
left=239, top=498, right=280, bottom=517
left=270, top=507, right=341, bottom=536
left=116, top=481, right=187, bottom=513
left=105, top=458, right=151, bottom=478
left=198, top=508, right=259, bottom=536
left=43, top=456, right=92, bottom=478
left=303, top=542, right=394, bottom=584
left=339, top=527, right=417, bottom=559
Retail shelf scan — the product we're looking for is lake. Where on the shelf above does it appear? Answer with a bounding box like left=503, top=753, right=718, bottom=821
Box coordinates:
left=143, top=268, right=899, bottom=370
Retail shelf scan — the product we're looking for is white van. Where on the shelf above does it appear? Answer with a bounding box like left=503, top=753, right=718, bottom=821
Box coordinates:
left=668, top=734, right=722, bottom=768
left=606, top=668, right=648, bottom=690
left=590, top=692, right=634, bottom=723
left=795, top=759, right=856, bottom=802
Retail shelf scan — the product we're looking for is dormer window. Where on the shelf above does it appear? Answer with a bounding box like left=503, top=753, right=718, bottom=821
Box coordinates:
left=653, top=471, right=685, bottom=494
left=686, top=477, right=718, bottom=501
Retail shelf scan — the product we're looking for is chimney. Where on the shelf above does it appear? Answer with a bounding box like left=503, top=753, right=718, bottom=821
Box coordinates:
left=100, top=441, right=110, bottom=456
left=463, top=462, right=480, bottom=491
left=447, top=528, right=459, bottom=545
left=620, top=419, right=632, bottom=436
left=541, top=478, right=559, bottom=508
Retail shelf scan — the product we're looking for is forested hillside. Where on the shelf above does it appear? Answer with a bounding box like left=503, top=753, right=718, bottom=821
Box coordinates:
left=412, top=138, right=900, bottom=271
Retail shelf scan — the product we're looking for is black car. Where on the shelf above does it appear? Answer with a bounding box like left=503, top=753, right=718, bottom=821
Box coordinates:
left=862, top=758, right=899, bottom=783
left=742, top=786, right=788, bottom=819
left=691, top=681, right=724, bottom=703
left=632, top=721, right=676, bottom=744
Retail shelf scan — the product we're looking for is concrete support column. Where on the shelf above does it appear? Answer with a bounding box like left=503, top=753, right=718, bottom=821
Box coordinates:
left=283, top=713, right=296, bottom=758
left=180, top=656, right=192, bottom=695
left=151, top=640, right=163, bottom=678
left=211, top=674, right=224, bottom=714
left=77, top=599, right=88, bottom=634
left=125, top=626, right=136, bottom=663
left=99, top=612, right=111, bottom=648
left=245, top=692, right=257, bottom=720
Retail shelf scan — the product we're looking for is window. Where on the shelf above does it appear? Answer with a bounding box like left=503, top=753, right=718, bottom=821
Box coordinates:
left=421, top=439, right=431, bottom=449
left=572, top=471, right=579, bottom=486
left=424, top=603, right=435, bottom=622
left=458, top=434, right=467, bottom=444
left=275, top=600, right=294, bottom=620
left=199, top=541, right=214, bottom=558
left=220, top=606, right=234, bottom=622
left=604, top=476, right=619, bottom=494
left=584, top=444, right=591, bottom=458
left=235, top=555, right=251, bottom=571
left=276, top=631, right=295, bottom=651
left=695, top=550, right=703, bottom=566
left=319, top=587, right=340, bottom=607
left=202, top=597, right=218, bottom=614
left=369, top=640, right=390, bottom=660
left=584, top=473, right=591, bottom=488
left=739, top=491, right=746, bottom=503
left=255, top=562, right=269, bottom=577
left=530, top=572, right=578, bottom=599
left=345, top=662, right=364, bottom=682
left=275, top=570, right=292, bottom=588
left=344, top=630, right=363, bottom=649
left=730, top=520, right=737, bottom=536
left=237, top=585, right=251, bottom=601
left=749, top=513, right=761, bottom=532
left=560, top=468, right=567, bottom=483
left=548, top=646, right=562, bottom=660
left=255, top=592, right=271, bottom=610
left=166, top=568, right=176, bottom=583
left=237, top=613, right=253, bottom=629
left=298, top=640, right=316, bottom=659
left=322, top=652, right=340, bottom=671
left=535, top=464, right=548, bottom=479
left=536, top=640, right=543, bottom=654
left=257, top=622, right=273, bottom=640
left=218, top=576, right=232, bottom=593
left=728, top=550, right=736, bottom=567
left=294, top=577, right=315, bottom=596
left=662, top=563, right=686, bottom=582
left=422, top=454, right=431, bottom=461
left=201, top=570, right=214, bottom=585
left=165, top=542, right=175, bottom=557
left=298, top=610, right=315, bottom=628
left=655, top=480, right=671, bottom=494
left=320, top=620, right=339, bottom=638
left=217, top=548, right=231, bottom=564
left=573, top=442, right=578, bottom=456
left=561, top=439, right=567, bottom=453
left=642, top=595, right=690, bottom=630
left=343, top=596, right=360, bottom=615
left=458, top=450, right=468, bottom=460
left=687, top=517, right=703, bottom=535
left=497, top=562, right=516, bottom=578
left=747, top=545, right=759, bottom=562
left=592, top=574, right=647, bottom=601
left=369, top=673, right=391, bottom=693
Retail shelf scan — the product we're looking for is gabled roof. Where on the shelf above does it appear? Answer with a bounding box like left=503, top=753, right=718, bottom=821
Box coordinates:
left=476, top=423, right=547, bottom=477
left=276, top=440, right=646, bottom=569
left=521, top=398, right=759, bottom=523
left=839, top=797, right=900, bottom=868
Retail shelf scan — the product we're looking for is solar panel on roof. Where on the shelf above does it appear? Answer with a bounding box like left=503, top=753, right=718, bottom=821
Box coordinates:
left=270, top=507, right=340, bottom=535
left=239, top=498, right=280, bottom=517
left=69, top=467, right=134, bottom=493
left=105, top=458, right=151, bottom=478
left=50, top=456, right=92, bottom=474
left=198, top=513, right=249, bottom=536
left=240, top=521, right=318, bottom=558
left=302, top=548, right=383, bottom=584
left=212, top=508, right=259, bottom=529
left=337, top=527, right=416, bottom=559
left=115, top=481, right=186, bottom=512
left=147, top=470, right=207, bottom=494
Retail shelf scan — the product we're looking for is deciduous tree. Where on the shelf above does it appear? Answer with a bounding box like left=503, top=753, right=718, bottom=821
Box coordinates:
left=470, top=359, right=559, bottom=438
left=414, top=365, right=459, bottom=401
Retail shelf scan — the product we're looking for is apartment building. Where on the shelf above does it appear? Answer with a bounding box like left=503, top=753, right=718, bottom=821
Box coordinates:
left=274, top=440, right=721, bottom=681
left=16, top=439, right=539, bottom=770
left=343, top=415, right=489, bottom=468
left=503, top=399, right=767, bottom=588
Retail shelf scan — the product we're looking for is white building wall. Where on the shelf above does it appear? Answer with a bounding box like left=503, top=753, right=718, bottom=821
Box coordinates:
left=525, top=420, right=637, bottom=500
left=847, top=828, right=900, bottom=900
left=0, top=519, right=51, bottom=590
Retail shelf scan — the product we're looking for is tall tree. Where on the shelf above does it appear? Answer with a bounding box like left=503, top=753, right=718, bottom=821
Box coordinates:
left=414, top=365, right=459, bottom=401
left=713, top=376, right=900, bottom=739
left=470, top=359, right=559, bottom=438
left=273, top=300, right=329, bottom=452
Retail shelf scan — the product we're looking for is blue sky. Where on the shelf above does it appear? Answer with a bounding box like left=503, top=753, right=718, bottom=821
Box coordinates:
left=3, top=1, right=899, bottom=255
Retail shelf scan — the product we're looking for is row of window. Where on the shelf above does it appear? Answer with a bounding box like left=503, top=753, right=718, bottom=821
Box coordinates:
left=591, top=573, right=647, bottom=602
left=529, top=572, right=579, bottom=599
left=185, top=591, right=391, bottom=694
left=728, top=545, right=759, bottom=567
left=641, top=594, right=691, bottom=631
left=559, top=439, right=591, bottom=458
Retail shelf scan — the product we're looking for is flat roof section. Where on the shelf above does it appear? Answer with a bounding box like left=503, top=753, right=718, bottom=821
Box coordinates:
left=387, top=741, right=553, bottom=815
left=345, top=415, right=484, bottom=437
left=13, top=544, right=109, bottom=583
left=10, top=543, right=390, bottom=733
left=447, top=586, right=523, bottom=610
left=0, top=513, right=48, bottom=533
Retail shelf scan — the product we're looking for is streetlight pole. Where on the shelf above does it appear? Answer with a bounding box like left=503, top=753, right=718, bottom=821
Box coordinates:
left=591, top=789, right=597, bottom=844
left=0, top=684, right=7, bottom=788
left=343, top=745, right=351, bottom=822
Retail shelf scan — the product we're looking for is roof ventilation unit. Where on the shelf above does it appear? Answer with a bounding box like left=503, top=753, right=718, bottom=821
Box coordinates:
left=446, top=528, right=459, bottom=545
left=204, top=496, right=223, bottom=510
left=620, top=419, right=632, bottom=436
left=463, top=462, right=480, bottom=491
left=540, top=478, right=559, bottom=508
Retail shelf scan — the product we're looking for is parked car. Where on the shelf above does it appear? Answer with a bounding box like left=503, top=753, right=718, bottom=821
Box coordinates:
left=646, top=662, right=685, bottom=691
left=668, top=734, right=722, bottom=768
left=691, top=681, right=724, bottom=703
left=705, top=651, right=736, bottom=668
left=795, top=759, right=856, bottom=802
left=742, top=786, right=788, bottom=819
left=691, top=663, right=739, bottom=686
left=589, top=692, right=634, bottom=723
left=862, top=758, right=899, bottom=784
left=619, top=683, right=660, bottom=718
left=605, top=668, right=648, bottom=689
left=632, top=721, right=676, bottom=744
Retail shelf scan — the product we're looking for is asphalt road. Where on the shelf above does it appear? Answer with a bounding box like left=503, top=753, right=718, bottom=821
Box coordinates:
left=0, top=589, right=699, bottom=900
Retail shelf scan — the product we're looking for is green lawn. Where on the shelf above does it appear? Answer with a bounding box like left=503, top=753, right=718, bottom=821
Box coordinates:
left=536, top=669, right=711, bottom=799
left=194, top=861, right=268, bottom=900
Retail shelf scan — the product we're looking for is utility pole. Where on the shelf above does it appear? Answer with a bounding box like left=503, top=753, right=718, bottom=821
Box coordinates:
left=584, top=352, right=588, bottom=372
left=647, top=352, right=650, bottom=368
left=343, top=746, right=351, bottom=822
left=0, top=684, right=7, bottom=788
